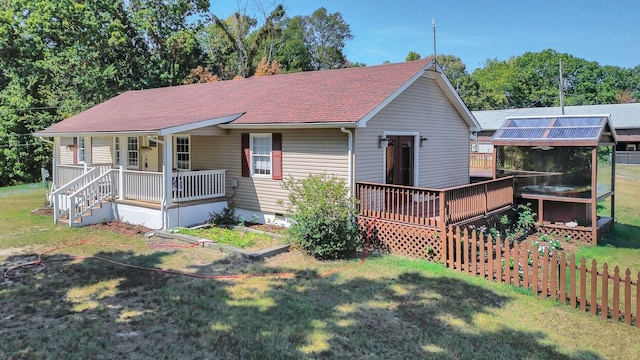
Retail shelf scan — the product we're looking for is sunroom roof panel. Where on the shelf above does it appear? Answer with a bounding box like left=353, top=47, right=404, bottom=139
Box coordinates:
left=491, top=115, right=614, bottom=146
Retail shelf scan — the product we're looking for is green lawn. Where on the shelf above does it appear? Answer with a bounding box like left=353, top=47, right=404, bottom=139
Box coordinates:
left=583, top=164, right=640, bottom=275
left=1, top=184, right=639, bottom=359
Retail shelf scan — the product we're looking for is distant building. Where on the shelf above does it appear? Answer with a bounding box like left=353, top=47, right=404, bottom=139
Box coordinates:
left=472, top=103, right=640, bottom=155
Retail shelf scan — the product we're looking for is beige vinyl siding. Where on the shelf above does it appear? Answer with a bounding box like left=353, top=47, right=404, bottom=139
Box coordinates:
left=191, top=129, right=348, bottom=214
left=91, top=136, right=112, bottom=165
left=190, top=135, right=217, bottom=170
left=59, top=137, right=75, bottom=164
left=355, top=75, right=470, bottom=188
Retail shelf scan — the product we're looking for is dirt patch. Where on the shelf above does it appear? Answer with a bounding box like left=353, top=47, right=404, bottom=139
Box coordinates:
left=30, top=207, right=54, bottom=216
left=88, top=222, right=153, bottom=238
left=243, top=222, right=288, bottom=236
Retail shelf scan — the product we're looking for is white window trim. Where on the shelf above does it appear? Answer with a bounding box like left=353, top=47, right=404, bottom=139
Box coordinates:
left=127, top=136, right=139, bottom=168
left=174, top=135, right=191, bottom=170
left=250, top=133, right=272, bottom=177
left=113, top=137, right=122, bottom=167
left=77, top=137, right=86, bottom=164
left=381, top=131, right=420, bottom=186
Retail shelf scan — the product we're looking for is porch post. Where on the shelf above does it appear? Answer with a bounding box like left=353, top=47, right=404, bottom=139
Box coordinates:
left=118, top=165, right=124, bottom=200
left=52, top=137, right=60, bottom=189
left=164, top=135, right=173, bottom=207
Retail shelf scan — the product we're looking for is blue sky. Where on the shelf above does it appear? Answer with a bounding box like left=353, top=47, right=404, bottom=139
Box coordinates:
left=211, top=0, right=640, bottom=71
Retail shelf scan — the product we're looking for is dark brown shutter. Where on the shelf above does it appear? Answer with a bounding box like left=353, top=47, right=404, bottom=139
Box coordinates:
left=272, top=133, right=282, bottom=180
left=241, top=133, right=250, bottom=177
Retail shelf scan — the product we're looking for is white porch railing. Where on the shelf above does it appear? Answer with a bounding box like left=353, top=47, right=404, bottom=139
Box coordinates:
left=52, top=165, right=226, bottom=225
left=172, top=169, right=226, bottom=202
left=122, top=170, right=164, bottom=203
left=55, top=164, right=88, bottom=189
left=68, top=170, right=117, bottom=224
left=120, top=169, right=226, bottom=203
left=52, top=167, right=100, bottom=224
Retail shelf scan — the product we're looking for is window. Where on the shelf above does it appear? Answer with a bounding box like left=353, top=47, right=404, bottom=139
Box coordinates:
left=251, top=134, right=271, bottom=176
left=241, top=133, right=282, bottom=179
left=127, top=137, right=138, bottom=167
left=175, top=136, right=190, bottom=170
left=77, top=137, right=86, bottom=163
left=627, top=144, right=637, bottom=151
left=114, top=137, right=121, bottom=166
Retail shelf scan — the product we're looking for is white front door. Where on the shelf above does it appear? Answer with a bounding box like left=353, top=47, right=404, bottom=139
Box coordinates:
left=143, top=139, right=159, bottom=172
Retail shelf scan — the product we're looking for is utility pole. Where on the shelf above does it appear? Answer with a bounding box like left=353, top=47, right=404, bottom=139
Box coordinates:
left=559, top=59, right=565, bottom=115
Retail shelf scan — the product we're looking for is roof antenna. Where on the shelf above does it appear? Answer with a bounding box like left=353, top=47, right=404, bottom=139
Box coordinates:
left=432, top=18, right=437, bottom=67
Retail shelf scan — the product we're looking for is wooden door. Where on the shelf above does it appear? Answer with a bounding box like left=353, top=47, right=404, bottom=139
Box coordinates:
left=385, top=135, right=414, bottom=186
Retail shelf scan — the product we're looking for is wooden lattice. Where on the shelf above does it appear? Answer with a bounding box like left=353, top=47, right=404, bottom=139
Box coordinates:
left=358, top=216, right=442, bottom=260
left=537, top=226, right=594, bottom=245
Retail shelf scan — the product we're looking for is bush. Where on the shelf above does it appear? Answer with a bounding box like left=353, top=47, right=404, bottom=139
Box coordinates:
left=209, top=201, right=241, bottom=226
left=281, top=174, right=358, bottom=260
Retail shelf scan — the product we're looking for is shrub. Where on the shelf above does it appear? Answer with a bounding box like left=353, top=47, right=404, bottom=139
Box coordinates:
left=209, top=201, right=241, bottom=226
left=281, top=174, right=358, bottom=260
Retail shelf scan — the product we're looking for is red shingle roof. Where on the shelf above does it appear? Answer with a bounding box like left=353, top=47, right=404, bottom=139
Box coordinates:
left=37, top=59, right=433, bottom=134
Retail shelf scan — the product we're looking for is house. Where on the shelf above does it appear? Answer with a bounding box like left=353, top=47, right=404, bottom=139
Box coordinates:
left=472, top=103, right=640, bottom=163
left=34, top=58, right=481, bottom=229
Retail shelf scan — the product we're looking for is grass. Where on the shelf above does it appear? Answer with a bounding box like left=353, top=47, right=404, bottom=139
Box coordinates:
left=174, top=225, right=284, bottom=249
left=1, top=185, right=639, bottom=359
left=581, top=164, right=640, bottom=275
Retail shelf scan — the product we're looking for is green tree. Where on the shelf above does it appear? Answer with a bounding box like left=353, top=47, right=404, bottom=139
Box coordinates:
left=469, top=49, right=640, bottom=110
left=299, top=7, right=353, bottom=70
left=272, top=16, right=313, bottom=73
left=127, top=0, right=209, bottom=86
left=406, top=51, right=421, bottom=62
left=0, top=0, right=148, bottom=185
left=205, top=4, right=285, bottom=78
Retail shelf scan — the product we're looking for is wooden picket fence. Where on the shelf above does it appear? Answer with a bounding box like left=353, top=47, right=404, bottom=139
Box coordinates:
left=443, top=227, right=640, bottom=327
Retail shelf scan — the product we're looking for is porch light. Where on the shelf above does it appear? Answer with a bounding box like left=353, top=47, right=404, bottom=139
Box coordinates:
left=420, top=136, right=428, bottom=147
left=378, top=135, right=389, bottom=148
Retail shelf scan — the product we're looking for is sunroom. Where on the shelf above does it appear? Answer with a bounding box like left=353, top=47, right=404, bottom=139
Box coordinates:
left=492, top=115, right=617, bottom=244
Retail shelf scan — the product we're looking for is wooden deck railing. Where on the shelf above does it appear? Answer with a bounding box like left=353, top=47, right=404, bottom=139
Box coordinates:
left=357, top=177, right=514, bottom=229
left=357, top=182, right=442, bottom=227
left=470, top=152, right=494, bottom=170
left=442, top=177, right=514, bottom=224
left=443, top=227, right=640, bottom=327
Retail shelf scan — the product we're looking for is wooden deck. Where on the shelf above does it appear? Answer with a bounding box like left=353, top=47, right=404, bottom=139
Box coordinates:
left=357, top=177, right=514, bottom=230
left=356, top=178, right=515, bottom=260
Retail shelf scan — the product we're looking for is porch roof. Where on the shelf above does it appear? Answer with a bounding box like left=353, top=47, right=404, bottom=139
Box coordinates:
left=35, top=59, right=479, bottom=136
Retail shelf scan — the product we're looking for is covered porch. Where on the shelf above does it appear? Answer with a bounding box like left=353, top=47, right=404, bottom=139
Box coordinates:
left=50, top=164, right=226, bottom=228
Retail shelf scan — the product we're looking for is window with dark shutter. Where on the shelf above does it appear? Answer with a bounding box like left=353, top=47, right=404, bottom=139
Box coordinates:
left=241, top=133, right=250, bottom=177
left=272, top=133, right=282, bottom=180
left=242, top=132, right=283, bottom=179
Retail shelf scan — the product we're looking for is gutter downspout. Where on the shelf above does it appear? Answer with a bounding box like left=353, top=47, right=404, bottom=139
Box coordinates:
left=340, top=128, right=353, bottom=198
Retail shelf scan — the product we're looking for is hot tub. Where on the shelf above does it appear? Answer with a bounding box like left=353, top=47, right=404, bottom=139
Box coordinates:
left=521, top=185, right=590, bottom=197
